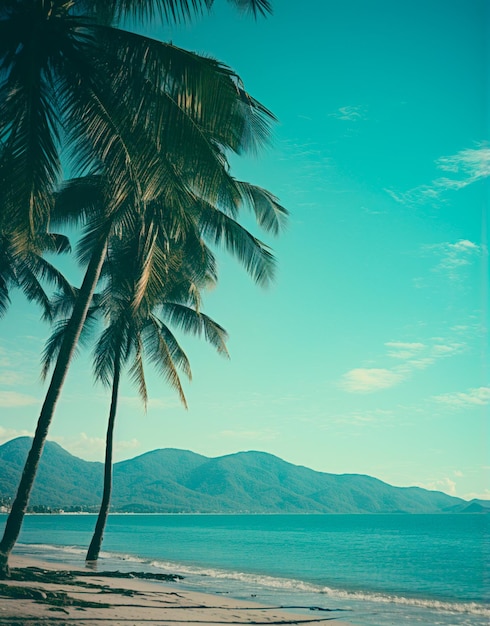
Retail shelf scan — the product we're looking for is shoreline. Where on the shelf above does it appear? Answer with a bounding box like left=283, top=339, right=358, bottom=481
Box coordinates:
left=0, top=553, right=353, bottom=625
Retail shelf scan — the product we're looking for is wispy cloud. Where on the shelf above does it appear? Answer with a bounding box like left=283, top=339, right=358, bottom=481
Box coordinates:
left=463, top=489, right=490, bottom=501
left=436, top=146, right=490, bottom=187
left=339, top=335, right=467, bottom=394
left=0, top=391, right=39, bottom=407
left=433, top=386, right=490, bottom=408
left=386, top=144, right=490, bottom=206
left=339, top=368, right=404, bottom=393
left=417, top=477, right=457, bottom=496
left=52, top=432, right=141, bottom=462
left=0, top=426, right=33, bottom=445
left=385, top=342, right=425, bottom=360
left=423, top=239, right=483, bottom=279
left=330, top=105, right=366, bottom=121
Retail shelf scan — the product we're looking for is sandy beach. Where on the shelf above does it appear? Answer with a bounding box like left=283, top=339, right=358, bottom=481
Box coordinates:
left=0, top=554, right=352, bottom=625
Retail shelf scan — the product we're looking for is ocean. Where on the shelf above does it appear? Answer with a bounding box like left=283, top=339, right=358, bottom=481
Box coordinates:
left=2, top=513, right=488, bottom=626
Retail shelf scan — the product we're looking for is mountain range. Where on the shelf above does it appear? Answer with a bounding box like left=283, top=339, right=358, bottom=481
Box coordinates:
left=0, top=437, right=487, bottom=514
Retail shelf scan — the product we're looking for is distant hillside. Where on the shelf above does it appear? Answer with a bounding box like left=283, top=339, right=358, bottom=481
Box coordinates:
left=0, top=438, right=103, bottom=509
left=0, top=437, right=476, bottom=514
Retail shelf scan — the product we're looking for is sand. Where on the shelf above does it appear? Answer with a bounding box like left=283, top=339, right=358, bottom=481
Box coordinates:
left=0, top=554, right=353, bottom=625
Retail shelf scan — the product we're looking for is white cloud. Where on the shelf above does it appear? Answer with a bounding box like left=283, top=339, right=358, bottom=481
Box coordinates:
left=431, top=342, right=464, bottom=356
left=340, top=333, right=468, bottom=394
left=436, top=146, right=490, bottom=183
left=0, top=426, right=33, bottom=445
left=407, top=357, right=436, bottom=370
left=433, top=386, right=490, bottom=408
left=424, top=239, right=483, bottom=278
left=330, top=105, right=366, bottom=121
left=417, top=477, right=457, bottom=496
left=386, top=144, right=490, bottom=206
left=116, top=438, right=141, bottom=452
left=339, top=368, right=404, bottom=393
left=385, top=342, right=425, bottom=360
left=52, top=433, right=141, bottom=462
left=463, top=490, right=490, bottom=501
left=0, top=391, right=39, bottom=407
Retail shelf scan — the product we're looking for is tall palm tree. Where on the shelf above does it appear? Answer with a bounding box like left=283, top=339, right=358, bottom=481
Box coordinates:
left=0, top=0, right=283, bottom=578
left=44, top=220, right=228, bottom=562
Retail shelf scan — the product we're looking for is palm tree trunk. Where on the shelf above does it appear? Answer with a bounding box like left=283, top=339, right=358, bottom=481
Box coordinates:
left=86, top=347, right=121, bottom=563
left=0, top=236, right=108, bottom=579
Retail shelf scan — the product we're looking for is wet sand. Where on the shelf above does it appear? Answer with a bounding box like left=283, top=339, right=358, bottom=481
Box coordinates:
left=0, top=554, right=352, bottom=625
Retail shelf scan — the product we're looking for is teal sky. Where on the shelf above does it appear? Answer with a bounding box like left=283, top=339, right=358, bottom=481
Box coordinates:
left=1, top=0, right=488, bottom=500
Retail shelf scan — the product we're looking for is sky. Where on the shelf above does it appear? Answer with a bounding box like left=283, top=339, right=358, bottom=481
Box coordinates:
left=0, top=0, right=488, bottom=500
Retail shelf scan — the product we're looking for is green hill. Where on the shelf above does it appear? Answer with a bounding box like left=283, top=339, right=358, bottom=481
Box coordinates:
left=0, top=437, right=470, bottom=514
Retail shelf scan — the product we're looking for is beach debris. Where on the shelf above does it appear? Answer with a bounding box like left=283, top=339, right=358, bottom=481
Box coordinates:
left=0, top=566, right=185, bottom=612
left=90, top=570, right=184, bottom=582
left=9, top=565, right=183, bottom=584
left=0, top=582, right=110, bottom=609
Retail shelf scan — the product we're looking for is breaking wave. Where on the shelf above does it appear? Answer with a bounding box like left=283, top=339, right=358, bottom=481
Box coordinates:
left=17, top=542, right=488, bottom=619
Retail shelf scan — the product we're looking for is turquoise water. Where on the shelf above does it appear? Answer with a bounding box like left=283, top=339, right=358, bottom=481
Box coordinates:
left=2, top=513, right=489, bottom=625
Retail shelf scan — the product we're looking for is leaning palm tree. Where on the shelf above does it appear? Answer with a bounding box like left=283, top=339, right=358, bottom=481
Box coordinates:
left=44, top=221, right=228, bottom=562
left=0, top=0, right=283, bottom=577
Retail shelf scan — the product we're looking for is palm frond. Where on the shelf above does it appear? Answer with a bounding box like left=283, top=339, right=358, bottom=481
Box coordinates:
left=131, top=222, right=159, bottom=313
left=93, top=323, right=126, bottom=387
left=41, top=308, right=99, bottom=380
left=14, top=262, right=53, bottom=321
left=0, top=279, right=11, bottom=318
left=127, top=332, right=149, bottom=408
left=41, top=319, right=71, bottom=381
left=143, top=316, right=189, bottom=407
left=161, top=303, right=229, bottom=356
left=226, top=0, right=272, bottom=17
left=195, top=199, right=277, bottom=286
left=94, top=28, right=275, bottom=161
left=24, top=253, right=75, bottom=298
left=0, top=20, right=61, bottom=234
left=236, top=181, right=288, bottom=235
left=80, top=0, right=212, bottom=25
left=52, top=175, right=107, bottom=228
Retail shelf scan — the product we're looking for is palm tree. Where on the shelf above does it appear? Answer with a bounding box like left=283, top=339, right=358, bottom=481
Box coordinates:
left=0, top=0, right=284, bottom=578
left=45, top=220, right=228, bottom=562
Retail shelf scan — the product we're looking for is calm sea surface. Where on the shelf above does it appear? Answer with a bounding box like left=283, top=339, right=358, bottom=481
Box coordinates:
left=1, top=513, right=488, bottom=626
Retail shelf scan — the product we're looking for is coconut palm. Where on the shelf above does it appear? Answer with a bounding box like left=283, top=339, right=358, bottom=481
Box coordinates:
left=0, top=0, right=283, bottom=578
left=44, top=219, right=228, bottom=561
left=0, top=0, right=272, bottom=224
